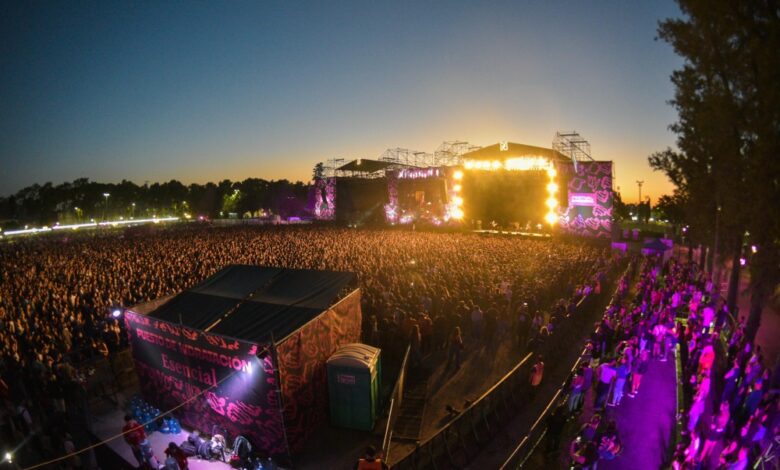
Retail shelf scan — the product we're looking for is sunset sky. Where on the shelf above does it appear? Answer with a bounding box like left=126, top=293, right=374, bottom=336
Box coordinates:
left=1, top=0, right=682, bottom=202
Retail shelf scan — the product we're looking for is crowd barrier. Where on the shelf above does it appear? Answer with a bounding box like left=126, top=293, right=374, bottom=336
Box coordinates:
left=391, top=261, right=628, bottom=469
left=383, top=344, right=412, bottom=462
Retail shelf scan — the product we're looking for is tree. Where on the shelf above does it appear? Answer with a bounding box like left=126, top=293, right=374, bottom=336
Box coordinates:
left=654, top=192, right=688, bottom=231
left=653, top=0, right=780, bottom=342
left=312, top=162, right=325, bottom=181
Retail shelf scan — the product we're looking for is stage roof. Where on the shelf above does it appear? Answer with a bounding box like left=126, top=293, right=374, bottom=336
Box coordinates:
left=461, top=142, right=569, bottom=163
left=146, top=265, right=357, bottom=344
left=337, top=159, right=397, bottom=173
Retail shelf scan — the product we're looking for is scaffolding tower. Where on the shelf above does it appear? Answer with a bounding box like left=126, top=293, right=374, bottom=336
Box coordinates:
left=552, top=132, right=594, bottom=162
left=434, top=141, right=482, bottom=166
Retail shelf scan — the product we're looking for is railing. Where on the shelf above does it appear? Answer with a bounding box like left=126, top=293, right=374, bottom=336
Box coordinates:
left=391, top=261, right=626, bottom=469
left=499, top=262, right=634, bottom=469
left=383, top=344, right=411, bottom=462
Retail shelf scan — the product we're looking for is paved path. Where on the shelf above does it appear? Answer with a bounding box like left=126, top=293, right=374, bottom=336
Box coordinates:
left=599, top=355, right=677, bottom=470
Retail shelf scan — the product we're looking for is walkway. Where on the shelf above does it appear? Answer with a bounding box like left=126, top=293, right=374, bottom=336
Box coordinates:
left=599, top=356, right=677, bottom=470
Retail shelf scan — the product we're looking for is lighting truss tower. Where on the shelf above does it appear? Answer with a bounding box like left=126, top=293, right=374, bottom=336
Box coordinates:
left=552, top=131, right=593, bottom=171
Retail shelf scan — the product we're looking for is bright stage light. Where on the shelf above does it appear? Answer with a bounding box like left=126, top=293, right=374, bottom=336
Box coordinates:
left=112, top=309, right=122, bottom=318
left=547, top=182, right=558, bottom=193
left=545, top=212, right=558, bottom=225
left=546, top=197, right=558, bottom=209
left=3, top=452, right=11, bottom=463
left=453, top=196, right=463, bottom=206
left=453, top=184, right=462, bottom=192
left=547, top=167, right=557, bottom=178
left=454, top=170, right=464, bottom=180
left=451, top=207, right=464, bottom=219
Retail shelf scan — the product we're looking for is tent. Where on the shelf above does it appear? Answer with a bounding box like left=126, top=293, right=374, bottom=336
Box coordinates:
left=124, top=265, right=361, bottom=457
left=641, top=238, right=673, bottom=261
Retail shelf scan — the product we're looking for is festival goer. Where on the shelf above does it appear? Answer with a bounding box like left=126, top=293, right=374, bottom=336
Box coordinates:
left=353, top=445, right=388, bottom=470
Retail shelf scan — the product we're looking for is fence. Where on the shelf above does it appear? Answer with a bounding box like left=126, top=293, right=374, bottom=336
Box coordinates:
left=383, top=344, right=411, bottom=461
left=391, top=262, right=627, bottom=469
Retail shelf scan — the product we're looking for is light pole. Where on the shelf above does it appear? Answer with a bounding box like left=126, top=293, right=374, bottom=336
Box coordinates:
left=103, top=193, right=110, bottom=221
left=635, top=180, right=644, bottom=204
left=131, top=202, right=136, bottom=219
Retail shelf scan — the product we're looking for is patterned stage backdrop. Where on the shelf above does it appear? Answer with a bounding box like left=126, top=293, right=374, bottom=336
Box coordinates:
left=125, top=311, right=290, bottom=456
left=313, top=177, right=336, bottom=220
left=558, top=161, right=613, bottom=238
left=275, top=290, right=363, bottom=452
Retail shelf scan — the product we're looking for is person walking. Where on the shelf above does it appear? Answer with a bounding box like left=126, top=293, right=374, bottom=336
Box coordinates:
left=446, top=327, right=464, bottom=370
left=595, top=359, right=616, bottom=410
left=529, top=355, right=545, bottom=400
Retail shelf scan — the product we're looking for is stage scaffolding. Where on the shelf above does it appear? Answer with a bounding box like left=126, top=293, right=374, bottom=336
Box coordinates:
left=318, top=141, right=481, bottom=178
left=552, top=132, right=594, bottom=170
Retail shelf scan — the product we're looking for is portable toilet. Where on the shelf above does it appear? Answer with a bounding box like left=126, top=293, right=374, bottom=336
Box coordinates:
left=327, top=343, right=381, bottom=431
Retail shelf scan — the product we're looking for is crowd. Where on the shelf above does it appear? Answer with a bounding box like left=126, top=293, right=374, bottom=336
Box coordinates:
left=553, top=253, right=778, bottom=470
left=0, top=225, right=608, bottom=468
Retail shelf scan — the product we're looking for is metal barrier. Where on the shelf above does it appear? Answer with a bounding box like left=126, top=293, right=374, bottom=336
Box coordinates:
left=383, top=344, right=411, bottom=462
left=392, top=351, right=534, bottom=470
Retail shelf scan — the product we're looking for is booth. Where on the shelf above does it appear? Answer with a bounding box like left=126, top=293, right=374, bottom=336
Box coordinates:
left=124, top=265, right=361, bottom=457
left=327, top=343, right=382, bottom=431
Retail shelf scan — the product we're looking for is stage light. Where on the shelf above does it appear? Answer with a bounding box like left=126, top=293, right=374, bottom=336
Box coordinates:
left=112, top=309, right=122, bottom=318
left=751, top=245, right=757, bottom=253
left=463, top=161, right=474, bottom=170
left=545, top=212, right=558, bottom=225
left=546, top=182, right=558, bottom=193
left=491, top=160, right=502, bottom=170
left=454, top=170, right=464, bottom=180
left=453, top=196, right=463, bottom=207
left=453, top=184, right=462, bottom=192
left=547, top=167, right=557, bottom=178
left=546, top=197, right=558, bottom=209
left=3, top=452, right=11, bottom=463
left=451, top=207, right=464, bottom=219
left=740, top=258, right=747, bottom=266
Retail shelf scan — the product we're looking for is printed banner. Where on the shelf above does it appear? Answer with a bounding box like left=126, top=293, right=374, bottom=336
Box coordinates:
left=559, top=161, right=613, bottom=238
left=275, top=289, right=362, bottom=452
left=125, top=311, right=289, bottom=456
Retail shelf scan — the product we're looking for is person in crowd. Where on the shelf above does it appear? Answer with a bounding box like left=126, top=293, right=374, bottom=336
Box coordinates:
left=353, top=445, right=389, bottom=470
left=164, top=442, right=188, bottom=470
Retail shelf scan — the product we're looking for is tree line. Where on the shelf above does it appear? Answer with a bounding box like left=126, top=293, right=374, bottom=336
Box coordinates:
left=650, top=0, right=779, bottom=342
left=0, top=177, right=310, bottom=228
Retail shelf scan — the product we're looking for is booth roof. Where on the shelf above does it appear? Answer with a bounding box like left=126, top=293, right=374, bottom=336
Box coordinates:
left=148, top=265, right=357, bottom=344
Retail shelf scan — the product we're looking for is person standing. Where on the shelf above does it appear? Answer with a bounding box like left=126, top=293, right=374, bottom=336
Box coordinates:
left=610, top=357, right=630, bottom=406
left=529, top=355, right=544, bottom=400
left=354, top=445, right=389, bottom=470
left=595, top=359, right=616, bottom=410
left=123, top=414, right=149, bottom=468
